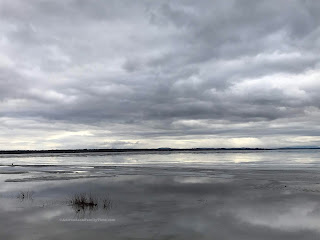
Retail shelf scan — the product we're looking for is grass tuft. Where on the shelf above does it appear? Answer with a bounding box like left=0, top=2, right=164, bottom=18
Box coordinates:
left=69, top=193, right=112, bottom=212
left=102, top=197, right=112, bottom=210
left=70, top=193, right=98, bottom=209
left=17, top=191, right=34, bottom=201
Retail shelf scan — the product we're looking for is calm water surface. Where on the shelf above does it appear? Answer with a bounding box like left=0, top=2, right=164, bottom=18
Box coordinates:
left=1, top=150, right=320, bottom=239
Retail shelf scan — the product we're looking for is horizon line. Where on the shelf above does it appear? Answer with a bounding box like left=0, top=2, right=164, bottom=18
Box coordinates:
left=1, top=147, right=320, bottom=154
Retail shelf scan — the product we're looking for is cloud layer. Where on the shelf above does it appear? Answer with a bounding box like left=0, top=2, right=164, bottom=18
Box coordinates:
left=1, top=0, right=320, bottom=149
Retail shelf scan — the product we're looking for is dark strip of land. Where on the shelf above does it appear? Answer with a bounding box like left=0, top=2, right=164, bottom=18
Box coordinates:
left=0, top=147, right=319, bottom=154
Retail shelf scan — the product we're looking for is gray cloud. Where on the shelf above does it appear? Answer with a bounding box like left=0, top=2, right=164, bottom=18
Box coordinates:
left=1, top=0, right=320, bottom=149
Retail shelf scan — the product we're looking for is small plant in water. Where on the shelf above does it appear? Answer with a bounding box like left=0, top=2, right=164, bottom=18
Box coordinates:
left=102, top=197, right=112, bottom=210
left=70, top=193, right=98, bottom=210
left=69, top=193, right=112, bottom=214
left=17, top=191, right=34, bottom=201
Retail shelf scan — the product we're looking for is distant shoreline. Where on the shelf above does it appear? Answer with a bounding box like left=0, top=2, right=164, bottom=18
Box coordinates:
left=1, top=147, right=319, bottom=154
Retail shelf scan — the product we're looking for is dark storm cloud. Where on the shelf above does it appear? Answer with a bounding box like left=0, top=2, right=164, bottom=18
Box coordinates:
left=1, top=0, right=320, bottom=148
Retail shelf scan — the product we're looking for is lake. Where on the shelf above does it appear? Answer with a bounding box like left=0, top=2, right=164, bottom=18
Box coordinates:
left=1, top=150, right=320, bottom=239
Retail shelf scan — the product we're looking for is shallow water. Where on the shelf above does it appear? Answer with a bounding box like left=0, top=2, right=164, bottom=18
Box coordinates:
left=1, top=150, right=320, bottom=239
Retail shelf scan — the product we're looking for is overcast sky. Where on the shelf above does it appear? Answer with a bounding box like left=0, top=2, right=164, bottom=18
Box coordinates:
left=1, top=0, right=320, bottom=149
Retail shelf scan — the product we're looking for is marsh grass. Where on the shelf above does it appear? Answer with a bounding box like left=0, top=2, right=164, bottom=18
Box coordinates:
left=70, top=193, right=98, bottom=209
left=102, top=196, right=112, bottom=210
left=17, top=191, right=34, bottom=201
left=69, top=193, right=112, bottom=212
